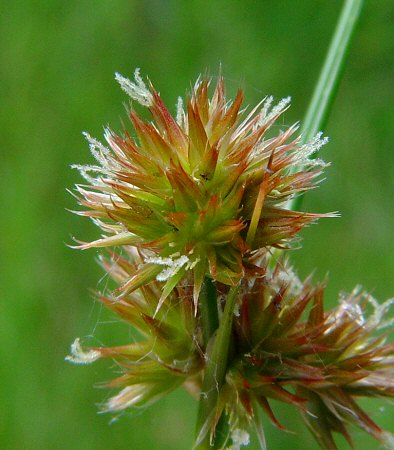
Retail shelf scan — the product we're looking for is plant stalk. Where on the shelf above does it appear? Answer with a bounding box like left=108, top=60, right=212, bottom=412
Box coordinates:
left=200, top=277, right=219, bottom=349
left=289, top=0, right=364, bottom=211
left=195, top=285, right=240, bottom=449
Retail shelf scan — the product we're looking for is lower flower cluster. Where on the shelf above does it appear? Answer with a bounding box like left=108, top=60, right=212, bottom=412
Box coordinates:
left=67, top=250, right=394, bottom=449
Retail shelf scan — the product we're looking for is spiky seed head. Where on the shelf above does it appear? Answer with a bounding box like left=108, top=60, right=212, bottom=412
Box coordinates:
left=71, top=70, right=333, bottom=312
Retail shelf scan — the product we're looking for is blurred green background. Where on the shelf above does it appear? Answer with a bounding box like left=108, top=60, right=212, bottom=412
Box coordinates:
left=1, top=0, right=393, bottom=449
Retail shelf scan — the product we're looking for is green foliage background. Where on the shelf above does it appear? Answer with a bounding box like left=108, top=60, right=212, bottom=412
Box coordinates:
left=1, top=1, right=393, bottom=449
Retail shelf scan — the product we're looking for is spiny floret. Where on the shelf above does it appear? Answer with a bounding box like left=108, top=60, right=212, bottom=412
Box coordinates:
left=71, top=69, right=333, bottom=312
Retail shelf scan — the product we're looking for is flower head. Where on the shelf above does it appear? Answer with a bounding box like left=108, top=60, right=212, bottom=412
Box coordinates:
left=71, top=69, right=332, bottom=312
left=210, top=263, right=394, bottom=449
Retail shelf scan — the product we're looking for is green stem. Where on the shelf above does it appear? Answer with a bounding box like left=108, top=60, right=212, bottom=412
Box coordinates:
left=289, top=0, right=364, bottom=211
left=195, top=285, right=240, bottom=449
left=200, top=277, right=219, bottom=349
